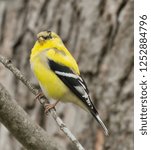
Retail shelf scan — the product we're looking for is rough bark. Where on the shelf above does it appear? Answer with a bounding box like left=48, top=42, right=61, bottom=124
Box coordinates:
left=0, top=0, right=133, bottom=150
left=0, top=83, right=61, bottom=150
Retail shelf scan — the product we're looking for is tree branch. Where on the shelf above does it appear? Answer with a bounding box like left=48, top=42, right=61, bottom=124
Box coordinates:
left=0, top=55, right=85, bottom=150
left=0, top=83, right=61, bottom=150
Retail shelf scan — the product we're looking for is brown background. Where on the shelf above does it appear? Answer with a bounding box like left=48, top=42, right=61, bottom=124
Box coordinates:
left=0, top=0, right=133, bottom=149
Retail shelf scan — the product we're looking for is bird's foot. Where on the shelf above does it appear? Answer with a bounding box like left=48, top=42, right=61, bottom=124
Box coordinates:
left=34, top=92, right=45, bottom=101
left=44, top=101, right=59, bottom=114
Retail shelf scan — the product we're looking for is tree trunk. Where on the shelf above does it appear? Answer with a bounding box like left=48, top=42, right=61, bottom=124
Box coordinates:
left=0, top=0, right=133, bottom=150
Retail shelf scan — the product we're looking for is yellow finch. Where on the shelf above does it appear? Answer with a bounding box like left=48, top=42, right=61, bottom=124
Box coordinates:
left=30, top=31, right=108, bottom=136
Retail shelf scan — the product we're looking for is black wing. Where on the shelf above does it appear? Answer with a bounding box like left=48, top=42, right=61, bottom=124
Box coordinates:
left=47, top=59, right=109, bottom=135
left=47, top=59, right=95, bottom=111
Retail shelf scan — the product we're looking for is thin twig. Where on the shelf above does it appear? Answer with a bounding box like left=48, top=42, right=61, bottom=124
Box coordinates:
left=0, top=55, right=85, bottom=150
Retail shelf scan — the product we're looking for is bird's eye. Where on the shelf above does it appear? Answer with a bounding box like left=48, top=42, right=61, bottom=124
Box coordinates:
left=41, top=35, right=52, bottom=40
left=48, top=34, right=53, bottom=39
left=47, top=31, right=53, bottom=39
left=43, top=36, right=49, bottom=40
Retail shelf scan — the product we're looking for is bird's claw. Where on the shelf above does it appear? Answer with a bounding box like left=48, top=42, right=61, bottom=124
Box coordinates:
left=44, top=101, right=59, bottom=114
left=34, top=92, right=44, bottom=101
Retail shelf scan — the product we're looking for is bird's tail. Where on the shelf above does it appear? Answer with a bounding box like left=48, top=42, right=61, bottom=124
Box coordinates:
left=90, top=108, right=109, bottom=136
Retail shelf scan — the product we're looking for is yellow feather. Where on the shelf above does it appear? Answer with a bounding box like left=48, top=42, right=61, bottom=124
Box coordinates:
left=31, top=32, right=80, bottom=74
left=30, top=31, right=108, bottom=135
left=30, top=31, right=85, bottom=109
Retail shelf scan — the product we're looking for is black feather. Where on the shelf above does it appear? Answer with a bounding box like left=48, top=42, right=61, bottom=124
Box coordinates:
left=47, top=58, right=109, bottom=135
left=47, top=59, right=97, bottom=112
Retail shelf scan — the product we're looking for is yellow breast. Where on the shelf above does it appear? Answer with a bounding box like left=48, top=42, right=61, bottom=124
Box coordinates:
left=30, top=54, right=68, bottom=101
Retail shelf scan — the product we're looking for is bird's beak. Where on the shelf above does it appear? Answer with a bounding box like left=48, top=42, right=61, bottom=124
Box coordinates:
left=37, top=36, right=44, bottom=43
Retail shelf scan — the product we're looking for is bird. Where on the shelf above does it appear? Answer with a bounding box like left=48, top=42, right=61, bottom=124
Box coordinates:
left=30, top=31, right=109, bottom=136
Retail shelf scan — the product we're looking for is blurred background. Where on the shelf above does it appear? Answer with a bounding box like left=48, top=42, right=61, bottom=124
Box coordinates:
left=0, top=0, right=133, bottom=150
